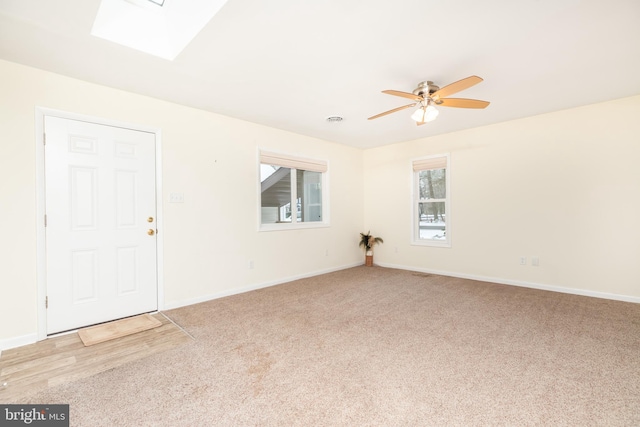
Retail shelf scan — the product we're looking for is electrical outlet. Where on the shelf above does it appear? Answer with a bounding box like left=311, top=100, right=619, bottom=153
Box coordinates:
left=249, top=260, right=254, bottom=269
left=325, top=249, right=329, bottom=256
left=532, top=257, right=539, bottom=267
left=519, top=256, right=527, bottom=265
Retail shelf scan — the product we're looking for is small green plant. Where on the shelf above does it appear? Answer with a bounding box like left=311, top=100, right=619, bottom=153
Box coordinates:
left=359, top=231, right=383, bottom=253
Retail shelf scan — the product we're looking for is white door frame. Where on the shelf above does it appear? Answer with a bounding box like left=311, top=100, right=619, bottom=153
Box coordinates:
left=35, top=107, right=165, bottom=341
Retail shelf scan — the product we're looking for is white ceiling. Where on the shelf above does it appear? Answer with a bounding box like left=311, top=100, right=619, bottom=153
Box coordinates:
left=1, top=0, right=639, bottom=149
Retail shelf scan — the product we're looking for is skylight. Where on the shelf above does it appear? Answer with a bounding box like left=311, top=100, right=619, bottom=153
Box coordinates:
left=91, top=0, right=228, bottom=61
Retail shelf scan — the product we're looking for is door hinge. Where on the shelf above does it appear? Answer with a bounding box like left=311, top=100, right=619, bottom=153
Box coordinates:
left=45, top=296, right=48, bottom=309
left=44, top=214, right=47, bottom=227
left=43, top=133, right=46, bottom=145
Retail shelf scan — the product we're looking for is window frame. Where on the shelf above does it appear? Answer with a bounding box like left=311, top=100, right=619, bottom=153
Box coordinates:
left=411, top=153, right=451, bottom=247
left=258, top=150, right=330, bottom=231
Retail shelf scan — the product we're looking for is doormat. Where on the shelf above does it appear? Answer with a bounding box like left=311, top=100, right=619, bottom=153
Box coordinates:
left=78, top=314, right=162, bottom=346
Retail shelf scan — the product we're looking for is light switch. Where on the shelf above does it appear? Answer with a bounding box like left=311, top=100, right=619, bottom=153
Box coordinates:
left=169, top=193, right=184, bottom=203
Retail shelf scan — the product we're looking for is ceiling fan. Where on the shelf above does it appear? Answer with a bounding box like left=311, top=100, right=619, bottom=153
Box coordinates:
left=368, top=75, right=490, bottom=125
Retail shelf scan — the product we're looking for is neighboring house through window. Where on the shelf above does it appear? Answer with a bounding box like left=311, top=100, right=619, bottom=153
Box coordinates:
left=260, top=151, right=328, bottom=230
left=412, top=154, right=450, bottom=247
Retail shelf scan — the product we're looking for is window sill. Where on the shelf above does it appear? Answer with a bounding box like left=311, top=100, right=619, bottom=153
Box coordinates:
left=259, top=222, right=330, bottom=232
left=411, top=239, right=451, bottom=248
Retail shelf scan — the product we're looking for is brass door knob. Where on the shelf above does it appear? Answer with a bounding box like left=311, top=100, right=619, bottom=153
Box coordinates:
left=147, top=229, right=155, bottom=236
left=147, top=217, right=154, bottom=223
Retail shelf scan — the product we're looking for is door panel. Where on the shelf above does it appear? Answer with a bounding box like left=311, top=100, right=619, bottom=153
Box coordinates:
left=117, top=246, right=139, bottom=295
left=71, top=249, right=98, bottom=303
left=45, top=116, right=157, bottom=334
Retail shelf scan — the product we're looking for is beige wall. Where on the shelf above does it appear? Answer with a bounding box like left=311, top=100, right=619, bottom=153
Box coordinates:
left=364, top=95, right=640, bottom=299
left=0, top=59, right=364, bottom=347
left=2, top=56, right=639, bottom=349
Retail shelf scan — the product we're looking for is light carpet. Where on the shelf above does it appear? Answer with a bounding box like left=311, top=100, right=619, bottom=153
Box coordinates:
left=22, top=267, right=640, bottom=426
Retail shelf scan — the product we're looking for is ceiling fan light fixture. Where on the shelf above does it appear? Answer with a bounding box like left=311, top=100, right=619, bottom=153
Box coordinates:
left=424, top=104, right=439, bottom=122
left=411, top=104, right=439, bottom=123
left=410, top=108, right=425, bottom=122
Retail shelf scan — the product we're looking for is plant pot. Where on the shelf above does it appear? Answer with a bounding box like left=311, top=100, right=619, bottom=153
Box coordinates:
left=365, top=253, right=373, bottom=267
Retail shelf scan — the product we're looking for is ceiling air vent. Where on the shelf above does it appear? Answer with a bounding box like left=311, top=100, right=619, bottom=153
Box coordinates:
left=125, top=0, right=165, bottom=8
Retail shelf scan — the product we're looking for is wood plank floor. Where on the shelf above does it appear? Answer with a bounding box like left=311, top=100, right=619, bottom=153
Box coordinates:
left=0, top=313, right=193, bottom=403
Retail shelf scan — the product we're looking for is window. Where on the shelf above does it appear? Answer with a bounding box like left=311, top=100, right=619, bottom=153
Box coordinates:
left=260, top=151, right=327, bottom=229
left=413, top=154, right=450, bottom=246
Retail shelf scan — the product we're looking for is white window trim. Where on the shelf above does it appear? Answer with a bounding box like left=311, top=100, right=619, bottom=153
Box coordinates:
left=411, top=153, right=451, bottom=248
left=258, top=149, right=330, bottom=231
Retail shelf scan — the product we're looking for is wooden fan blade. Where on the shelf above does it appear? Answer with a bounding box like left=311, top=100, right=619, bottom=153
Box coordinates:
left=431, top=76, right=483, bottom=100
left=368, top=103, right=417, bottom=120
left=382, top=90, right=423, bottom=102
left=438, top=98, right=490, bottom=109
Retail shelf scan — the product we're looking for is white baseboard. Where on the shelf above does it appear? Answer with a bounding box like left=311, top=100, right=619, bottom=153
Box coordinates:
left=163, top=261, right=363, bottom=311
left=0, top=333, right=38, bottom=352
left=377, top=262, right=640, bottom=304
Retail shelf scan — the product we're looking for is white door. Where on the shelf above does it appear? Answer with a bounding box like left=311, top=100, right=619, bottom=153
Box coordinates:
left=44, top=116, right=158, bottom=334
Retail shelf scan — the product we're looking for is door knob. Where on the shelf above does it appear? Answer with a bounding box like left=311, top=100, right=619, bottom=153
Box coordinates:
left=147, top=229, right=155, bottom=236
left=147, top=217, right=154, bottom=223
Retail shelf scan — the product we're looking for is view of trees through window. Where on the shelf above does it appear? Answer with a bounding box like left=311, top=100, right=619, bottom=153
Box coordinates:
left=417, top=167, right=447, bottom=241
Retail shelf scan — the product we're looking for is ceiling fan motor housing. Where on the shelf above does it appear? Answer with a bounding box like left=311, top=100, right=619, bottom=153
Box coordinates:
left=413, top=81, right=440, bottom=98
